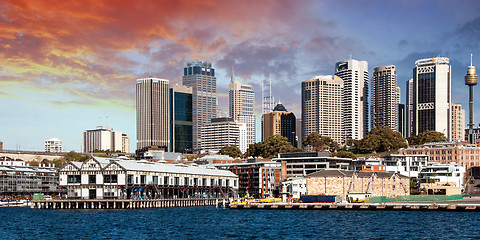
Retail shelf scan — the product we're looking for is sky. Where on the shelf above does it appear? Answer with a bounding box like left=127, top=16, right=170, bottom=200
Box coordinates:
left=1, top=0, right=480, bottom=152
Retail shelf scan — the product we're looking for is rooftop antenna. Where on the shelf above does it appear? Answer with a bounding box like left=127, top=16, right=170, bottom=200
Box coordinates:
left=349, top=54, right=352, bottom=60
left=471, top=53, right=473, bottom=67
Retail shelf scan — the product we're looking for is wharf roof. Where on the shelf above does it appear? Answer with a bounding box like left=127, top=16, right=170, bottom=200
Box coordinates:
left=0, top=165, right=57, bottom=174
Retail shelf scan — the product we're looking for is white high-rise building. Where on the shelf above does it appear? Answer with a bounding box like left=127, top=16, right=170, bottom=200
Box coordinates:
left=451, top=103, right=465, bottom=142
left=302, top=75, right=344, bottom=144
left=411, top=57, right=451, bottom=140
left=371, top=65, right=398, bottom=132
left=200, top=118, right=240, bottom=153
left=45, top=138, right=62, bottom=153
left=136, top=77, right=169, bottom=150
left=83, top=126, right=129, bottom=153
left=229, top=74, right=255, bottom=151
left=182, top=62, right=217, bottom=153
left=406, top=79, right=414, bottom=138
left=335, top=59, right=369, bottom=140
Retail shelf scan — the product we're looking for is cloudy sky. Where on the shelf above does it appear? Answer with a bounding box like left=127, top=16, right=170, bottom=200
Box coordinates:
left=1, top=0, right=479, bottom=152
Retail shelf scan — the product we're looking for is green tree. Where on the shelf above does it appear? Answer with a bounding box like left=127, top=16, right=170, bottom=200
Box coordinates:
left=244, top=135, right=303, bottom=158
left=244, top=142, right=265, bottom=158
left=303, top=132, right=339, bottom=152
left=407, top=130, right=448, bottom=145
left=218, top=145, right=243, bottom=158
left=63, top=151, right=89, bottom=162
left=358, top=126, right=408, bottom=153
left=330, top=151, right=357, bottom=159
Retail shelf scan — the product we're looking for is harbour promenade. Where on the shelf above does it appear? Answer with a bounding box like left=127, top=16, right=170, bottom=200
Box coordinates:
left=229, top=201, right=480, bottom=211
left=31, top=198, right=221, bottom=209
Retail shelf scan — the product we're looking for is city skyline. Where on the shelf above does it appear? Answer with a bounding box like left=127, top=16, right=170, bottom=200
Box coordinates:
left=1, top=0, right=479, bottom=151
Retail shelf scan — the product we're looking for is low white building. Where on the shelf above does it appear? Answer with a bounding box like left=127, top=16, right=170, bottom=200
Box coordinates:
left=59, top=156, right=238, bottom=199
left=45, top=138, right=63, bottom=153
left=419, top=162, right=466, bottom=190
left=383, top=154, right=429, bottom=178
left=281, top=177, right=306, bottom=199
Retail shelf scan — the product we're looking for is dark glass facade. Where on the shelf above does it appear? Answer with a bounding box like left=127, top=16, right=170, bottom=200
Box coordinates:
left=169, top=89, right=193, bottom=153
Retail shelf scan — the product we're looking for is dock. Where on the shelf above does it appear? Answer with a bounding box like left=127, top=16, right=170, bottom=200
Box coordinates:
left=31, top=198, right=222, bottom=209
left=229, top=202, right=480, bottom=212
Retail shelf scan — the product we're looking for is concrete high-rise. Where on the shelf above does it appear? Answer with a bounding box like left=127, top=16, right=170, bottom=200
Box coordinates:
left=200, top=117, right=240, bottom=153
left=411, top=57, right=451, bottom=140
left=406, top=79, right=414, bottom=138
left=229, top=74, right=255, bottom=151
left=371, top=65, right=398, bottom=132
left=136, top=77, right=169, bottom=150
left=169, top=85, right=193, bottom=153
left=262, top=103, right=296, bottom=147
left=451, top=103, right=465, bottom=142
left=83, top=126, right=129, bottom=153
left=182, top=61, right=217, bottom=152
left=335, top=59, right=369, bottom=140
left=302, top=75, right=344, bottom=144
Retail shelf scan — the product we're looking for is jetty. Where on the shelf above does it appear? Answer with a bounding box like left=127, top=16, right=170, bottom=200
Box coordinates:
left=229, top=202, right=480, bottom=212
left=31, top=198, right=222, bottom=209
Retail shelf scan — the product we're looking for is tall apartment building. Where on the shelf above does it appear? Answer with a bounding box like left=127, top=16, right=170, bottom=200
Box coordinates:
left=229, top=74, right=255, bottom=150
left=45, top=138, right=62, bottom=153
left=410, top=57, right=451, bottom=140
left=200, top=118, right=240, bottom=153
left=335, top=59, right=369, bottom=140
left=451, top=103, right=465, bottom=142
left=83, top=126, right=129, bottom=153
left=169, top=85, right=193, bottom=154
left=262, top=103, right=296, bottom=147
left=302, top=75, right=344, bottom=144
left=136, top=77, right=169, bottom=150
left=406, top=79, right=414, bottom=138
left=182, top=61, right=217, bottom=152
left=371, top=65, right=398, bottom=132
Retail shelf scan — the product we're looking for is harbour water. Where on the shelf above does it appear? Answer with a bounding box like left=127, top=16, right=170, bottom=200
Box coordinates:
left=1, top=207, right=479, bottom=239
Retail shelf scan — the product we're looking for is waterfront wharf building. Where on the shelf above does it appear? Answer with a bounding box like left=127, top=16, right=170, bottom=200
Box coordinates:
left=136, top=77, right=169, bottom=151
left=305, top=170, right=410, bottom=201
left=371, top=65, right=399, bottom=132
left=229, top=74, right=255, bottom=152
left=399, top=141, right=480, bottom=169
left=451, top=103, right=465, bottom=142
left=262, top=103, right=297, bottom=147
left=335, top=59, right=369, bottom=140
left=0, top=165, right=61, bottom=198
left=213, top=161, right=281, bottom=198
left=83, top=126, right=129, bottom=153
left=302, top=75, right=344, bottom=144
left=169, top=85, right=193, bottom=153
left=409, top=57, right=451, bottom=140
left=273, top=152, right=354, bottom=179
left=200, top=118, right=241, bottom=153
left=45, top=138, right=62, bottom=153
left=59, top=157, right=238, bottom=199
left=182, top=61, right=217, bottom=153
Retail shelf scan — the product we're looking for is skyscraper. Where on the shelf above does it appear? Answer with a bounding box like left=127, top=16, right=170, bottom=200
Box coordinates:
left=169, top=85, right=193, bottom=153
left=262, top=103, right=296, bottom=147
left=83, top=126, right=129, bottom=153
left=182, top=61, right=217, bottom=153
left=411, top=57, right=451, bottom=140
left=302, top=75, right=344, bottom=144
left=335, top=59, right=369, bottom=140
left=371, top=65, right=398, bottom=132
left=229, top=74, right=255, bottom=151
left=136, top=77, right=169, bottom=150
left=451, top=103, right=465, bottom=142
left=262, top=75, right=275, bottom=114
left=200, top=117, right=241, bottom=153
left=406, top=79, right=414, bottom=138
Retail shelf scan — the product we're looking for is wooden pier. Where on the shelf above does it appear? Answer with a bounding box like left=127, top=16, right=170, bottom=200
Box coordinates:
left=229, top=202, right=480, bottom=212
left=31, top=198, right=221, bottom=209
